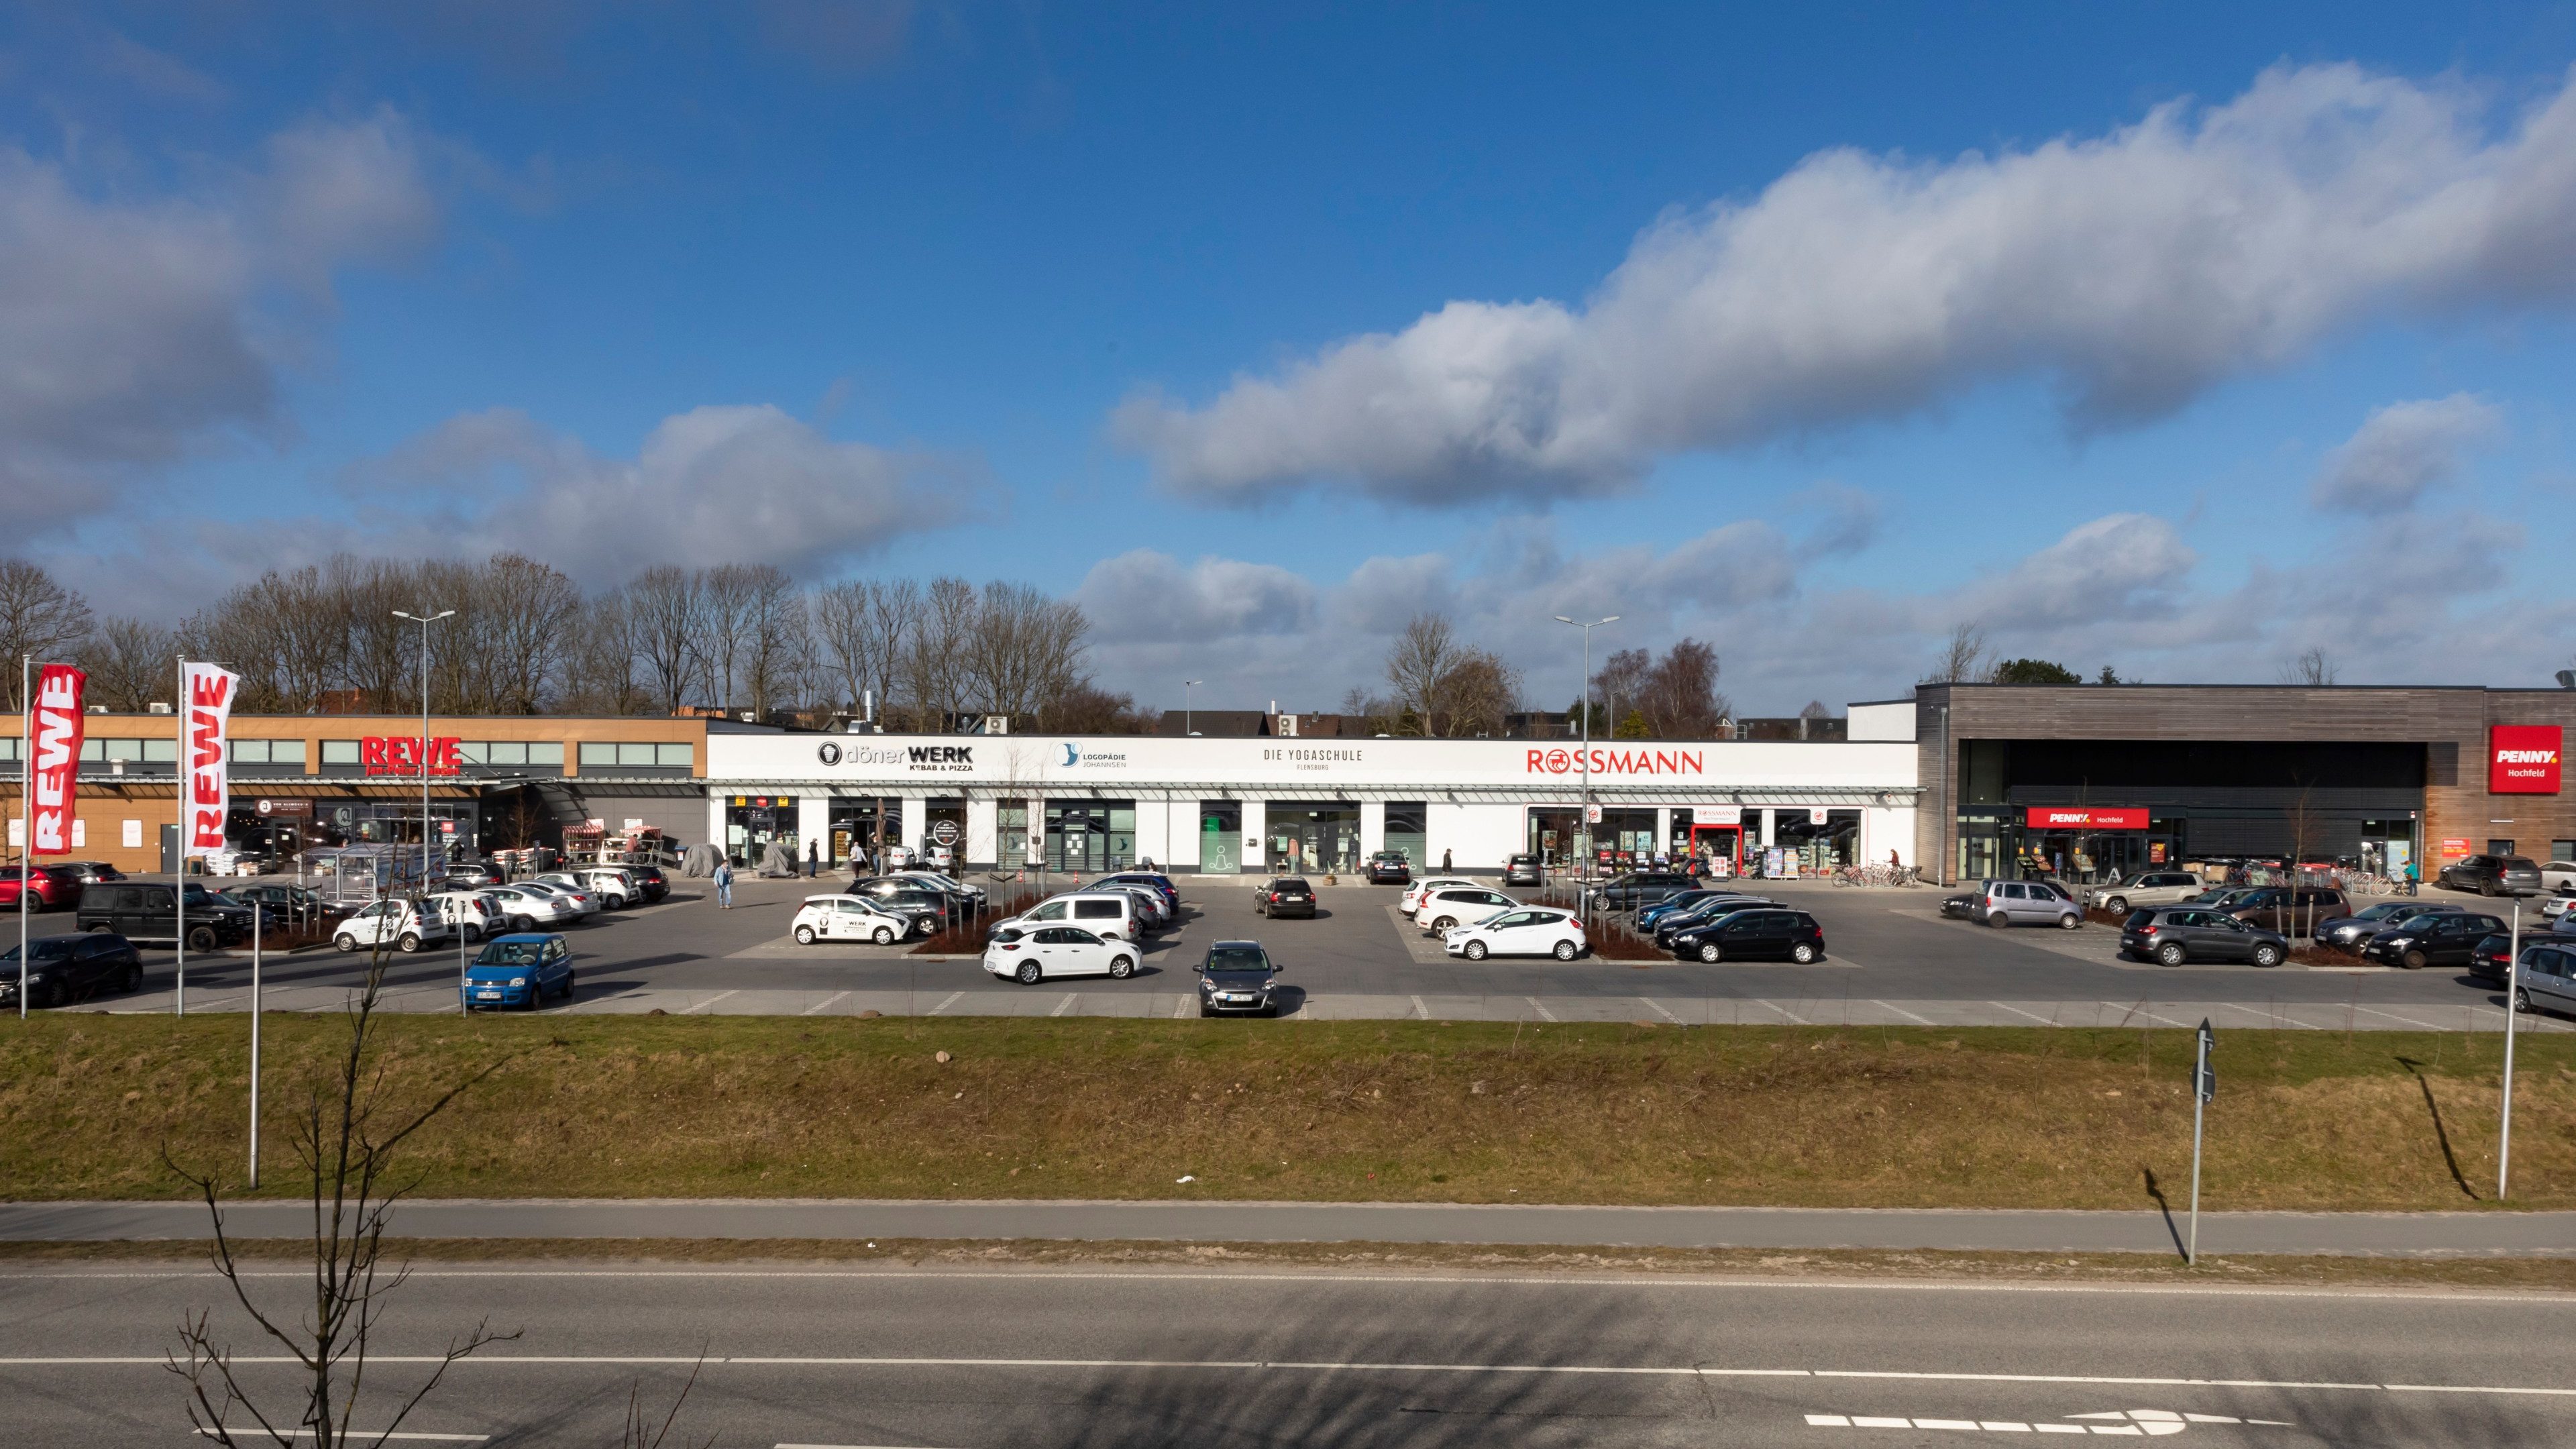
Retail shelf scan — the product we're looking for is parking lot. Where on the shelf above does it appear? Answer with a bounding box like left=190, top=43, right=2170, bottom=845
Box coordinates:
left=27, top=870, right=2565, bottom=1033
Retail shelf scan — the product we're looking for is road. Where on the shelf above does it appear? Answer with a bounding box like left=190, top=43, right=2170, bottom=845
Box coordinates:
left=3, top=1263, right=2571, bottom=1446
left=29, top=875, right=2567, bottom=1030
left=7, top=1199, right=2573, bottom=1258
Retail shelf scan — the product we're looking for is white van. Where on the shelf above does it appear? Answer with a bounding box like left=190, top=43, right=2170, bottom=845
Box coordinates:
left=993, top=892, right=1142, bottom=943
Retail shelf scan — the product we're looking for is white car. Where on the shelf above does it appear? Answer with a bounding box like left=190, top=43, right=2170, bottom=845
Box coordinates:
left=519, top=880, right=600, bottom=918
left=331, top=899, right=455, bottom=955
left=1400, top=877, right=1480, bottom=914
left=983, top=923, right=1138, bottom=984
left=992, top=892, right=1140, bottom=943
left=1445, top=906, right=1588, bottom=961
left=423, top=890, right=506, bottom=943
left=2541, top=860, right=2576, bottom=893
left=535, top=872, right=623, bottom=910
left=1413, top=885, right=1521, bottom=932
left=486, top=884, right=582, bottom=931
left=791, top=894, right=923, bottom=945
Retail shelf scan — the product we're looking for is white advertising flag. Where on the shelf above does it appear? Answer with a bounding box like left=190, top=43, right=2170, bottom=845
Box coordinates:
left=180, top=663, right=241, bottom=857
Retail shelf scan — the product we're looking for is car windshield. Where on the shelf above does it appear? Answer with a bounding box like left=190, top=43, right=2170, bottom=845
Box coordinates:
left=1, top=938, right=76, bottom=962
left=1203, top=946, right=1270, bottom=973
left=2388, top=914, right=2447, bottom=932
left=2357, top=902, right=2418, bottom=920
left=474, top=940, right=546, bottom=967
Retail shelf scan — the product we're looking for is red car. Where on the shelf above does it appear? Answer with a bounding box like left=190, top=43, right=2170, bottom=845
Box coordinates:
left=0, top=867, right=82, bottom=909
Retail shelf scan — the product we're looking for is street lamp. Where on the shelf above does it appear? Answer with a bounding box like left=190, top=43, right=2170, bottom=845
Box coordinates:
left=391, top=609, right=454, bottom=892
left=1553, top=615, right=1619, bottom=888
left=1183, top=680, right=1203, bottom=737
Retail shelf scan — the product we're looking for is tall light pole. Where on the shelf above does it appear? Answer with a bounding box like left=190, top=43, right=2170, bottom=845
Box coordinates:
left=1183, top=680, right=1202, bottom=737
left=392, top=609, right=453, bottom=892
left=1553, top=616, right=1619, bottom=888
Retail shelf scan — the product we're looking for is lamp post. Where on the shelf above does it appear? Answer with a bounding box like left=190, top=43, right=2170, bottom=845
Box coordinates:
left=1183, top=680, right=1202, bottom=737
left=391, top=609, right=453, bottom=892
left=1552, top=615, right=1619, bottom=889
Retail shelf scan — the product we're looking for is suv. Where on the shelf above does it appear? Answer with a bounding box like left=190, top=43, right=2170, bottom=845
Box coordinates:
left=1962, top=879, right=2081, bottom=930
left=1503, top=853, right=1544, bottom=887
left=1581, top=871, right=1695, bottom=912
left=2360, top=910, right=2508, bottom=970
left=2439, top=855, right=2543, bottom=897
left=1363, top=852, right=1411, bottom=885
left=1414, top=884, right=1519, bottom=932
left=2222, top=886, right=2351, bottom=934
left=625, top=864, right=671, bottom=902
left=2119, top=907, right=2288, bottom=967
left=2083, top=871, right=2205, bottom=914
left=75, top=882, right=256, bottom=951
left=1254, top=877, right=1316, bottom=918
left=0, top=865, right=84, bottom=910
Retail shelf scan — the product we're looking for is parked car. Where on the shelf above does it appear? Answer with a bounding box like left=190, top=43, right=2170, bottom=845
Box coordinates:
left=218, top=882, right=332, bottom=925
left=2470, top=932, right=2516, bottom=987
left=1581, top=871, right=1696, bottom=912
left=1652, top=896, right=1774, bottom=948
left=2438, top=854, right=2543, bottom=897
left=1413, top=884, right=1519, bottom=932
left=1400, top=877, right=1479, bottom=915
left=2540, top=859, right=2576, bottom=894
left=0, top=932, right=144, bottom=1008
left=2359, top=910, right=2508, bottom=970
left=1959, top=879, right=2082, bottom=930
left=1196, top=938, right=1281, bottom=1016
left=535, top=871, right=627, bottom=910
left=1502, top=853, right=1544, bottom=887
left=1637, top=889, right=1741, bottom=932
left=54, top=861, right=126, bottom=885
left=1363, top=852, right=1412, bottom=885
left=423, top=890, right=506, bottom=943
left=1093, top=883, right=1171, bottom=929
left=1444, top=906, right=1587, bottom=961
left=852, top=875, right=969, bottom=923
left=518, top=880, right=600, bottom=918
left=792, top=894, right=925, bottom=945
left=330, top=898, right=455, bottom=955
left=0, top=865, right=84, bottom=910
left=993, top=891, right=1142, bottom=943
left=625, top=865, right=672, bottom=902
left=461, top=933, right=575, bottom=1011
left=2082, top=870, right=2206, bottom=914
left=2221, top=886, right=2351, bottom=934
left=75, top=881, right=255, bottom=951
left=1668, top=908, right=1827, bottom=963
left=983, top=923, right=1138, bottom=984
left=1085, top=873, right=1174, bottom=911
left=485, top=883, right=581, bottom=932
left=445, top=861, right=508, bottom=890
left=2118, top=907, right=2289, bottom=967
left=2312, top=900, right=2463, bottom=949
left=2509, top=941, right=2576, bottom=1016
left=1254, top=877, right=1317, bottom=918
left=903, top=869, right=989, bottom=908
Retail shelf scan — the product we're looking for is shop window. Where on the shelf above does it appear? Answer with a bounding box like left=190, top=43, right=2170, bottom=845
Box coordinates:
left=999, top=800, right=1031, bottom=867
left=229, top=739, right=306, bottom=765
left=1383, top=802, right=1427, bottom=867
left=1527, top=807, right=1579, bottom=867
left=1199, top=801, right=1242, bottom=873
left=655, top=743, right=692, bottom=768
left=2555, top=841, right=2576, bottom=865
left=1772, top=808, right=1860, bottom=873
left=321, top=740, right=362, bottom=765
left=1047, top=801, right=1137, bottom=873
left=80, top=737, right=172, bottom=763
left=578, top=742, right=615, bottom=767
left=2488, top=838, right=2517, bottom=857
left=0, top=737, right=15, bottom=763
left=1265, top=801, right=1359, bottom=875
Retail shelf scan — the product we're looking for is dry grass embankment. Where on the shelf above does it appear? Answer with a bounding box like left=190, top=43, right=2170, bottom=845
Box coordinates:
left=2, top=1015, right=2569, bottom=1210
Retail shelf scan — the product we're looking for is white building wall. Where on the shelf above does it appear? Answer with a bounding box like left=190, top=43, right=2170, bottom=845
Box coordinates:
left=1360, top=799, right=1386, bottom=858
left=1134, top=794, right=1181, bottom=872
left=1165, top=794, right=1203, bottom=870
left=705, top=796, right=728, bottom=859
left=898, top=794, right=925, bottom=856
left=966, top=798, right=998, bottom=867
left=1239, top=800, right=1267, bottom=875
left=1428, top=802, right=1523, bottom=870
left=796, top=796, right=830, bottom=865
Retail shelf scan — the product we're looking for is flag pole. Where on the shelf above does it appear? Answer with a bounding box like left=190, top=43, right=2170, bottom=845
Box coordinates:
left=248, top=905, right=261, bottom=1188
left=17, top=653, right=28, bottom=1020
left=174, top=655, right=185, bottom=1018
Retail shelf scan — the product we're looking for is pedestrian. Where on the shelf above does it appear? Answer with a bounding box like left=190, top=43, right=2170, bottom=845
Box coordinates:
left=806, top=839, right=819, bottom=879
left=714, top=857, right=734, bottom=909
left=1442, top=847, right=1453, bottom=872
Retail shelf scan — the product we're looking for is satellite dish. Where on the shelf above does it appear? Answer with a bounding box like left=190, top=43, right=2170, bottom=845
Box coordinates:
left=2558, top=669, right=2576, bottom=690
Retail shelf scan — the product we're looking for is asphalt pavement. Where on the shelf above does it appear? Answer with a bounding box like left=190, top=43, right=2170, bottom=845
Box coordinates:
left=3, top=1261, right=2571, bottom=1446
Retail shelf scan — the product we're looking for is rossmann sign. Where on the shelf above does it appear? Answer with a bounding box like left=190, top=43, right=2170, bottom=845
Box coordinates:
left=1525, top=747, right=1706, bottom=776
left=2489, top=725, right=2563, bottom=794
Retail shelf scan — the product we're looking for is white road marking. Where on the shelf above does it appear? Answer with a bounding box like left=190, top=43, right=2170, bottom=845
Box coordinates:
left=1525, top=997, right=1557, bottom=1022
left=1873, top=1000, right=1935, bottom=1026
left=1173, top=994, right=1193, bottom=1018
left=800, top=991, right=851, bottom=1017
left=678, top=990, right=738, bottom=1015
left=1411, top=995, right=1430, bottom=1020
left=928, top=991, right=965, bottom=1016
left=1988, top=1002, right=2059, bottom=1026
left=1051, top=993, right=1079, bottom=1017
left=2108, top=1004, right=2190, bottom=1028
left=1754, top=998, right=1808, bottom=1024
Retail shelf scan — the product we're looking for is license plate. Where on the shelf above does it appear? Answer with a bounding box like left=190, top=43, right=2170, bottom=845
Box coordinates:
left=474, top=990, right=502, bottom=1000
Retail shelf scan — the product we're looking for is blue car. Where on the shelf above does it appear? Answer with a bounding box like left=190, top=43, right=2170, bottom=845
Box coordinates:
left=461, top=933, right=574, bottom=1012
left=1638, top=890, right=1736, bottom=932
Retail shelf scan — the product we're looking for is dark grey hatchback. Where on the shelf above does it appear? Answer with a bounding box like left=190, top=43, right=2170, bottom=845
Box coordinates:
left=2121, top=907, right=2289, bottom=967
left=1197, top=940, right=1281, bottom=1017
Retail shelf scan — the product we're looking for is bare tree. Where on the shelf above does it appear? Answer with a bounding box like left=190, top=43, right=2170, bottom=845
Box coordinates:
left=810, top=581, right=867, bottom=712
left=739, top=567, right=808, bottom=720
left=1636, top=638, right=1729, bottom=737
left=1439, top=649, right=1521, bottom=737
left=0, top=559, right=95, bottom=710
left=1385, top=613, right=1464, bottom=737
left=627, top=566, right=706, bottom=714
left=561, top=588, right=648, bottom=716
left=1923, top=623, right=1993, bottom=685
left=2278, top=646, right=2338, bottom=686
left=472, top=555, right=582, bottom=713
left=79, top=617, right=179, bottom=712
left=166, top=944, right=515, bottom=1447
left=964, top=582, right=1089, bottom=720
left=698, top=564, right=769, bottom=710
left=903, top=577, right=980, bottom=730
left=855, top=578, right=922, bottom=726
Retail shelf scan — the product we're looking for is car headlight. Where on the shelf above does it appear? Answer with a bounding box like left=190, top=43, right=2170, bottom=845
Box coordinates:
left=509, top=976, right=527, bottom=985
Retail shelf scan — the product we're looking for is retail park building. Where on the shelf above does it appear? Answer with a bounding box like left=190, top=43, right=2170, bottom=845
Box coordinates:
left=6, top=685, right=2575, bottom=883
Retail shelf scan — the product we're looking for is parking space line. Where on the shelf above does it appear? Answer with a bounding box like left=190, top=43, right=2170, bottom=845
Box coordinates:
left=1638, top=996, right=1682, bottom=1024
left=1173, top=995, right=1192, bottom=1019
left=1753, top=998, right=1807, bottom=1024
left=1051, top=993, right=1079, bottom=1017
left=1987, top=1001, right=2058, bottom=1025
left=1872, top=1000, right=1935, bottom=1026
left=1525, top=997, right=1556, bottom=1022
left=1410, top=995, right=1430, bottom=1020
left=927, top=991, right=965, bottom=1016
left=679, top=990, right=738, bottom=1015
left=800, top=991, right=850, bottom=1017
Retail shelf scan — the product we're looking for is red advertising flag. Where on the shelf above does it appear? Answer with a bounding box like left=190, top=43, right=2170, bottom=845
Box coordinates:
left=180, top=663, right=241, bottom=855
left=28, top=664, right=87, bottom=857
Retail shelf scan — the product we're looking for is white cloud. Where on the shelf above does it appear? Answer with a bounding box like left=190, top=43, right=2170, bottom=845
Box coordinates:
left=1075, top=551, right=1319, bottom=641
left=1118, top=62, right=2576, bottom=506
left=2309, top=393, right=2504, bottom=514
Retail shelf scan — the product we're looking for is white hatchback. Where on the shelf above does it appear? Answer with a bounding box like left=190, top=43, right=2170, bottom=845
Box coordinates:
left=1444, top=907, right=1588, bottom=961
left=423, top=890, right=505, bottom=943
left=792, top=894, right=922, bottom=945
left=984, top=924, right=1139, bottom=984
left=533, top=873, right=617, bottom=912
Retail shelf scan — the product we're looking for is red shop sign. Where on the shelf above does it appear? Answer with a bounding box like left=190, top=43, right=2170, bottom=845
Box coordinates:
left=2489, top=724, right=2563, bottom=794
left=362, top=735, right=462, bottom=777
left=2023, top=807, right=2149, bottom=830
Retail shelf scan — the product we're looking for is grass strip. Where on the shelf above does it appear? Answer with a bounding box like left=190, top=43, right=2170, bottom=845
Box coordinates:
left=3, top=1014, right=2571, bottom=1210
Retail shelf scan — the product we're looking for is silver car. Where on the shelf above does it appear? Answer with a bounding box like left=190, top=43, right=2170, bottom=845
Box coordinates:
left=1972, top=879, right=2081, bottom=929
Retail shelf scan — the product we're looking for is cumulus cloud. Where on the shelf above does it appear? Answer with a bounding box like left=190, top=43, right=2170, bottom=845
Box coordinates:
left=1075, top=551, right=1319, bottom=641
left=0, top=111, right=443, bottom=529
left=1118, top=62, right=2576, bottom=506
left=2309, top=393, right=2504, bottom=514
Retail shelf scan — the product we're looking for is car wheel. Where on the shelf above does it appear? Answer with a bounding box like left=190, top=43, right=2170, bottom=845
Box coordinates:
left=121, top=963, right=143, bottom=993
left=2481, top=879, right=2498, bottom=896
left=873, top=926, right=895, bottom=945
left=1109, top=955, right=1136, bottom=979
left=86, top=922, right=113, bottom=934
left=1464, top=940, right=1488, bottom=961
left=2103, top=896, right=2129, bottom=914
left=334, top=932, right=358, bottom=952
left=1987, top=911, right=2011, bottom=928
left=2251, top=943, right=2283, bottom=968
left=1698, top=942, right=1722, bottom=963
left=2514, top=986, right=2534, bottom=1014
left=512, top=916, right=535, bottom=933
left=1198, top=1002, right=1214, bottom=1018
left=187, top=925, right=218, bottom=954
left=794, top=924, right=818, bottom=945
left=1791, top=942, right=1819, bottom=963
left=1015, top=960, right=1042, bottom=985
left=2401, top=949, right=2428, bottom=969
left=1553, top=940, right=1578, bottom=961
left=462, top=925, right=482, bottom=944
left=1432, top=916, right=1456, bottom=932
left=2057, top=913, right=2080, bottom=930
left=2156, top=943, right=2187, bottom=967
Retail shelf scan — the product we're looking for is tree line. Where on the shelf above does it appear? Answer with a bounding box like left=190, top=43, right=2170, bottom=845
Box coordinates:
left=0, top=555, right=1150, bottom=729
left=1342, top=613, right=1736, bottom=739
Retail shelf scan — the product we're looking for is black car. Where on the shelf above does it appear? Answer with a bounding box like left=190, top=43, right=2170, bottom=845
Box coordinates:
left=1364, top=853, right=1411, bottom=885
left=1503, top=853, right=1544, bottom=887
left=2439, top=854, right=2544, bottom=897
left=0, top=932, right=144, bottom=1008
left=626, top=865, right=671, bottom=902
left=2118, top=907, right=2289, bottom=967
left=218, top=883, right=332, bottom=927
left=1197, top=938, right=1282, bottom=1017
left=1582, top=871, right=1696, bottom=912
left=2312, top=899, right=2461, bottom=949
left=54, top=861, right=126, bottom=885
left=1652, top=895, right=1772, bottom=948
left=2361, top=910, right=2508, bottom=970
left=74, top=882, right=255, bottom=951
left=1254, top=877, right=1316, bottom=918
left=445, top=861, right=508, bottom=889
left=1668, top=908, right=1825, bottom=963
left=1090, top=871, right=1180, bottom=912
left=2470, top=932, right=2516, bottom=986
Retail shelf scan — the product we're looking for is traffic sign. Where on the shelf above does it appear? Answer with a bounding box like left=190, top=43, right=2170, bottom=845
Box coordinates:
left=2195, top=1018, right=2216, bottom=1102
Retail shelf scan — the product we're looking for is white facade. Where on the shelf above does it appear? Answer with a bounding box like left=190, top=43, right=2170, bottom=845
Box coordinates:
left=706, top=728, right=1921, bottom=875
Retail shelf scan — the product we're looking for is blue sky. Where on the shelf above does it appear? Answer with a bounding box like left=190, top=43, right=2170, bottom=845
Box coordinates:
left=6, top=1, right=2576, bottom=714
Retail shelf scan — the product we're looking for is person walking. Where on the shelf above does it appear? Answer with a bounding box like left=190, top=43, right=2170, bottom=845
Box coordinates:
left=714, top=857, right=735, bottom=910
left=806, top=839, right=819, bottom=879
left=1442, top=847, right=1453, bottom=873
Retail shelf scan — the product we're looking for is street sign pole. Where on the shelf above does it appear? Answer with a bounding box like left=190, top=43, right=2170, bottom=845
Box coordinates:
left=2188, top=1018, right=2215, bottom=1266
left=248, top=907, right=261, bottom=1189
left=2501, top=895, right=2522, bottom=1200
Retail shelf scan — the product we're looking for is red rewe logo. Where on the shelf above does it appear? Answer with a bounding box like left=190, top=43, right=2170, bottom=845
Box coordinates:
left=2490, top=725, right=2563, bottom=794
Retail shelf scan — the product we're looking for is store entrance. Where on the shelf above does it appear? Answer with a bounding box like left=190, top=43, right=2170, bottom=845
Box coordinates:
left=1266, top=802, right=1360, bottom=875
left=1046, top=802, right=1136, bottom=874
left=1686, top=824, right=1742, bottom=875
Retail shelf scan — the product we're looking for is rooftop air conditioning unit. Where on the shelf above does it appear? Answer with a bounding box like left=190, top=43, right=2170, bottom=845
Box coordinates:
left=1275, top=713, right=1299, bottom=737
left=983, top=715, right=1010, bottom=735
left=149, top=702, right=174, bottom=714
